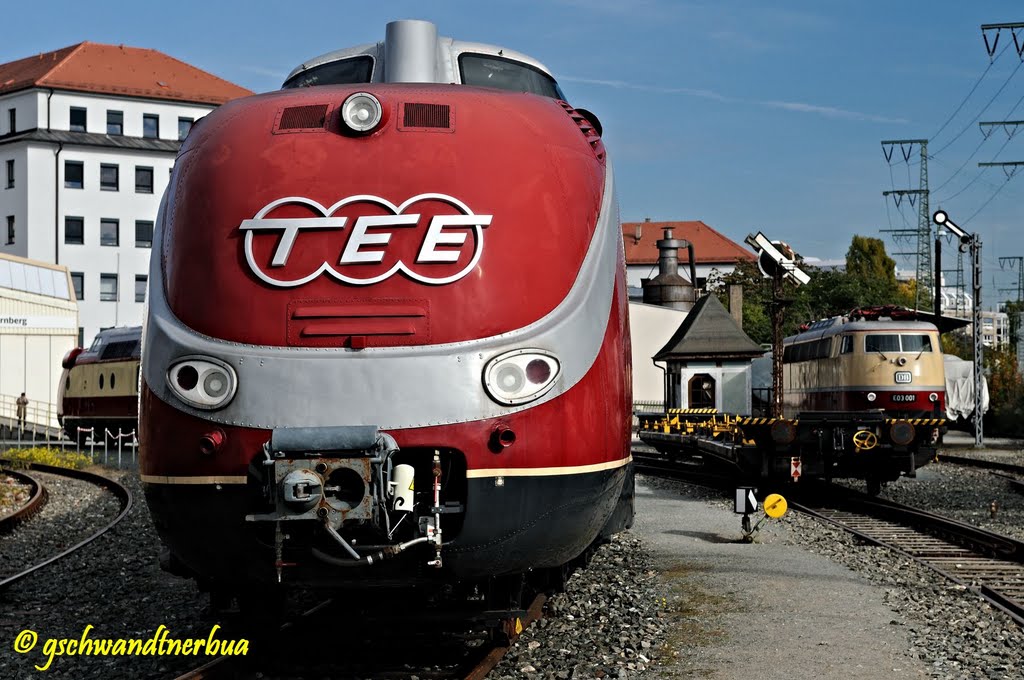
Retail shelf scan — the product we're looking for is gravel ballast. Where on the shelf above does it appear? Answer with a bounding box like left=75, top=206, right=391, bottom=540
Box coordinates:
left=0, top=470, right=122, bottom=580
left=3, top=457, right=1023, bottom=679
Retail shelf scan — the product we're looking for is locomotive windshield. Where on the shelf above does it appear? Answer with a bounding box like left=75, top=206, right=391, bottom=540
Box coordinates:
left=459, top=54, right=565, bottom=99
left=865, top=334, right=933, bottom=353
left=282, top=56, right=373, bottom=89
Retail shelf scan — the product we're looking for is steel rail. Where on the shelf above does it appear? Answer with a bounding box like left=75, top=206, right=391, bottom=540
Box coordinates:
left=792, top=487, right=1024, bottom=626
left=0, top=467, right=48, bottom=533
left=173, top=593, right=546, bottom=680
left=938, top=453, right=1024, bottom=476
left=0, top=460, right=133, bottom=591
left=463, top=593, right=546, bottom=680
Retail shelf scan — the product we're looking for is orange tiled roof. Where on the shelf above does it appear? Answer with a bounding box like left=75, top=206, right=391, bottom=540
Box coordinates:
left=0, top=42, right=252, bottom=105
left=622, top=220, right=754, bottom=266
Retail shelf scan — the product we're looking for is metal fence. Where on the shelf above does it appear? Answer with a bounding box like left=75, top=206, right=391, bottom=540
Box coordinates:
left=0, top=392, right=61, bottom=434
left=0, top=424, right=139, bottom=469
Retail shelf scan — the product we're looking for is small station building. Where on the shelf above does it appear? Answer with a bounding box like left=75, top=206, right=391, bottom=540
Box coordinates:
left=653, top=293, right=764, bottom=414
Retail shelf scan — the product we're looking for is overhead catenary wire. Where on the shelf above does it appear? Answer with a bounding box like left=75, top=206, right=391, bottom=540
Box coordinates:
left=931, top=57, right=1024, bottom=158
left=930, top=42, right=1009, bottom=143
left=963, top=173, right=1016, bottom=226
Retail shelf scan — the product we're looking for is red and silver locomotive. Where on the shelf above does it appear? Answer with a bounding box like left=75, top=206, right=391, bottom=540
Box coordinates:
left=140, top=21, right=632, bottom=608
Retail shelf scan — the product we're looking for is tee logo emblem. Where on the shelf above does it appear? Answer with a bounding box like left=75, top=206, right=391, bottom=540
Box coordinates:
left=239, top=193, right=492, bottom=287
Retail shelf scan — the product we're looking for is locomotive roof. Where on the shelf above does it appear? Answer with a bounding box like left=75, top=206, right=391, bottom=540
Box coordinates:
left=284, top=20, right=557, bottom=89
left=785, top=316, right=938, bottom=344
left=79, top=326, right=142, bottom=361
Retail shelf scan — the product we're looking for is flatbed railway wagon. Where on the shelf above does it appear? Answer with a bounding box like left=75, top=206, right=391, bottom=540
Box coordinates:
left=639, top=307, right=945, bottom=491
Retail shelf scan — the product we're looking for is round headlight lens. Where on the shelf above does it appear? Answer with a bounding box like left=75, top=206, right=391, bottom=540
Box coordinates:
left=866, top=392, right=877, bottom=402
left=929, top=392, right=939, bottom=402
left=341, top=92, right=382, bottom=133
left=203, top=370, right=229, bottom=398
left=484, top=350, right=561, bottom=406
left=168, top=357, right=237, bottom=410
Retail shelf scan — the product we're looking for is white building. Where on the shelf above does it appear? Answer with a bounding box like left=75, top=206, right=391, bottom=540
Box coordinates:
left=0, top=42, right=251, bottom=346
left=0, top=253, right=77, bottom=431
left=980, top=310, right=1010, bottom=349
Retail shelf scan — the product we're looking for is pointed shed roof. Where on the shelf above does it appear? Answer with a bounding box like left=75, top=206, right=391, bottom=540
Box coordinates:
left=654, top=294, right=765, bottom=361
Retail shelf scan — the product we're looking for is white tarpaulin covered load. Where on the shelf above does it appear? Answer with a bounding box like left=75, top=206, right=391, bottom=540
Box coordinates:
left=944, top=354, right=989, bottom=421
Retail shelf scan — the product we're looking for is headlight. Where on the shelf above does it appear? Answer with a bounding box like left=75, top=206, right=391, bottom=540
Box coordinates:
left=167, top=357, right=237, bottom=410
left=866, top=392, right=877, bottom=402
left=483, top=349, right=560, bottom=405
left=341, top=92, right=382, bottom=133
left=929, top=392, right=939, bottom=402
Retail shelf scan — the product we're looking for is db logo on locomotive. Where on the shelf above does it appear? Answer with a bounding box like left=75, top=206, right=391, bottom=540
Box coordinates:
left=239, top=193, right=493, bottom=288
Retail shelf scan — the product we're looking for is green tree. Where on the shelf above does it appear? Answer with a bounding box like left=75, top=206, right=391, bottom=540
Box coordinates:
left=844, top=236, right=900, bottom=306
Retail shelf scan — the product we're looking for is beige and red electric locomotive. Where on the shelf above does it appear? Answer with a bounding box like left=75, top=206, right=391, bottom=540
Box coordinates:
left=139, top=21, right=633, bottom=610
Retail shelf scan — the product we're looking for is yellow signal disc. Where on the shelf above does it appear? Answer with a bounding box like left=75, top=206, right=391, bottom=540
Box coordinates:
left=763, top=493, right=788, bottom=519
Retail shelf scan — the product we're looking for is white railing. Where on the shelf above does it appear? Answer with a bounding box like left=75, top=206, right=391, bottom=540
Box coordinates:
left=0, top=392, right=60, bottom=434
left=0, top=420, right=139, bottom=468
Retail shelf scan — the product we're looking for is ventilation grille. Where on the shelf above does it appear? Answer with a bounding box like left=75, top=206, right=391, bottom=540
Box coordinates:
left=278, top=104, right=329, bottom=130
left=557, top=101, right=605, bottom=162
left=287, top=299, right=430, bottom=348
left=399, top=103, right=454, bottom=132
left=100, top=340, right=140, bottom=361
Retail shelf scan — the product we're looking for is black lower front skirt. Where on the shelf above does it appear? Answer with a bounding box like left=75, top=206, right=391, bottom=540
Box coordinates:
left=143, top=465, right=627, bottom=588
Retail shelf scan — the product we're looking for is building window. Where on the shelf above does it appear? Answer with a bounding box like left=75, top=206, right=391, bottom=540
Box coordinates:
left=64, top=161, right=84, bottom=189
left=178, top=117, right=194, bottom=141
left=688, top=373, right=716, bottom=409
left=135, top=275, right=147, bottom=303
left=100, top=164, right=119, bottom=191
left=135, top=220, right=154, bottom=248
left=100, top=218, right=119, bottom=246
left=71, top=272, right=84, bottom=301
left=135, top=166, right=153, bottom=193
left=5, top=215, right=12, bottom=245
left=5, top=159, right=12, bottom=188
left=107, top=110, right=123, bottom=135
left=65, top=217, right=84, bottom=245
left=70, top=107, right=87, bottom=132
left=143, top=114, right=159, bottom=139
left=100, top=274, right=118, bottom=301
left=7, top=108, right=14, bottom=134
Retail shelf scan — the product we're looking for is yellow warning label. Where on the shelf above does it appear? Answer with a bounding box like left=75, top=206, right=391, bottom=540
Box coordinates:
left=763, top=493, right=788, bottom=519
left=515, top=618, right=523, bottom=635
left=409, top=480, right=415, bottom=491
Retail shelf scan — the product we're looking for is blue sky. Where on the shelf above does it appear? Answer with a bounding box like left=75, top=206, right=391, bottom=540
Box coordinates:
left=4, top=1, right=1024, bottom=308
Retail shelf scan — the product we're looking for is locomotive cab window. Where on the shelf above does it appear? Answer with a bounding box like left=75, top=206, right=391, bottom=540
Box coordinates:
left=865, top=334, right=900, bottom=353
left=282, top=56, right=373, bottom=88
left=459, top=54, right=565, bottom=99
left=901, top=334, right=932, bottom=353
left=840, top=335, right=854, bottom=354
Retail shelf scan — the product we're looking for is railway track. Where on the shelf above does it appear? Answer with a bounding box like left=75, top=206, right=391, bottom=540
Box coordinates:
left=634, top=445, right=1024, bottom=625
left=0, top=460, right=133, bottom=590
left=794, top=487, right=1024, bottom=625
left=173, top=593, right=547, bottom=680
left=0, top=467, right=48, bottom=532
left=938, top=453, right=1024, bottom=495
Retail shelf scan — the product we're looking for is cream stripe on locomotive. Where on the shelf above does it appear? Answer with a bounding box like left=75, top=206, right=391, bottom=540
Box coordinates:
left=64, top=360, right=140, bottom=399
left=141, top=456, right=633, bottom=485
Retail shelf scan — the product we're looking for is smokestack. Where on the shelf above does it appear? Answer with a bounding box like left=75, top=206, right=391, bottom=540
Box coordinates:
left=641, top=227, right=695, bottom=311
